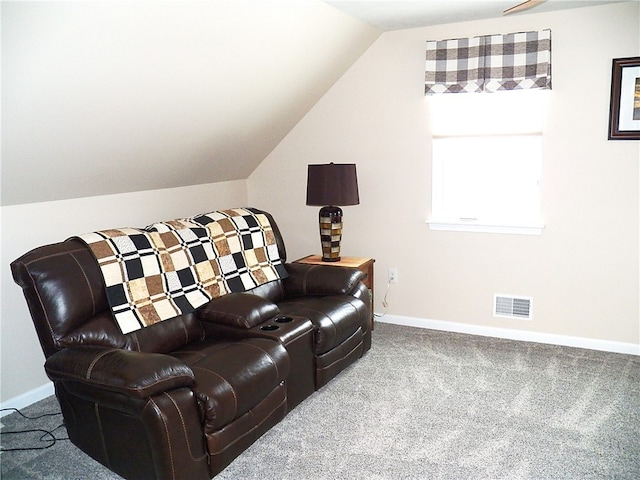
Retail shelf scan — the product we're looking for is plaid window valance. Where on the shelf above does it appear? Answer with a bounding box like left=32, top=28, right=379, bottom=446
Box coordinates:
left=425, top=29, right=551, bottom=94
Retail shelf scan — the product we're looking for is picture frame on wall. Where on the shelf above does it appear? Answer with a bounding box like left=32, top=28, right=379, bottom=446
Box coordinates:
left=608, top=56, right=640, bottom=140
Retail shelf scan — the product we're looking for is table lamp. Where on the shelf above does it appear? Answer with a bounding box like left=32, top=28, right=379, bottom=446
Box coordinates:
left=306, top=163, right=359, bottom=262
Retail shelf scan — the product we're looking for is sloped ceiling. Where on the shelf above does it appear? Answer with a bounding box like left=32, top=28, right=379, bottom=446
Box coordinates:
left=2, top=0, right=622, bottom=206
left=1, top=1, right=381, bottom=206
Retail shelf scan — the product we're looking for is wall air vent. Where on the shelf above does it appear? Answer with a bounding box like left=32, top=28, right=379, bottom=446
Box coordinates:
left=494, top=294, right=533, bottom=320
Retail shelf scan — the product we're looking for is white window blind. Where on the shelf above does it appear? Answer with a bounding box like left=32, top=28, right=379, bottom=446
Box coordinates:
left=428, top=90, right=548, bottom=235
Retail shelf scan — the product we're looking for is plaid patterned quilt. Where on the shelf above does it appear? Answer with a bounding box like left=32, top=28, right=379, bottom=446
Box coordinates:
left=77, top=208, right=287, bottom=334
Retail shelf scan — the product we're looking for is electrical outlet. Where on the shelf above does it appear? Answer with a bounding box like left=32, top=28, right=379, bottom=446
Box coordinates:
left=388, top=268, right=398, bottom=283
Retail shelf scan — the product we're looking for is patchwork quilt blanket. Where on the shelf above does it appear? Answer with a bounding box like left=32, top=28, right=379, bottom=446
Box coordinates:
left=77, top=208, right=287, bottom=334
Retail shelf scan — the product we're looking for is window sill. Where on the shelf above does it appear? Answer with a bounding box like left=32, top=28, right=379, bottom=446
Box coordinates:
left=427, top=219, right=545, bottom=235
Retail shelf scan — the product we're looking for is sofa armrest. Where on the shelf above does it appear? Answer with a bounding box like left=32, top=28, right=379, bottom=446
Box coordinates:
left=282, top=262, right=366, bottom=297
left=45, top=346, right=194, bottom=398
left=197, top=292, right=280, bottom=329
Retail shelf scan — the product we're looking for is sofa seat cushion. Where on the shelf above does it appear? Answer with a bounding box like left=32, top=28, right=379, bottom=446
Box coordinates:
left=169, top=338, right=289, bottom=432
left=277, top=295, right=368, bottom=355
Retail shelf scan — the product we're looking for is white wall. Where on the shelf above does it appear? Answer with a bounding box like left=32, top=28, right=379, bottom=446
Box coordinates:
left=1, top=180, right=247, bottom=403
left=250, top=2, right=640, bottom=347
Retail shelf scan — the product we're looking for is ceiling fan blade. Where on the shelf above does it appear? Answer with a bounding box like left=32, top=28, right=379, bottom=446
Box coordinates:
left=503, top=0, right=546, bottom=15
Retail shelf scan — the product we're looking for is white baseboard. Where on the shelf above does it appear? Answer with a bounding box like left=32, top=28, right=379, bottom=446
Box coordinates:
left=375, top=313, right=640, bottom=356
left=1, top=382, right=54, bottom=417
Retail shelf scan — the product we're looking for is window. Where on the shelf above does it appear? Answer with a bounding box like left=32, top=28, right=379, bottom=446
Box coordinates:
left=427, top=89, right=548, bottom=235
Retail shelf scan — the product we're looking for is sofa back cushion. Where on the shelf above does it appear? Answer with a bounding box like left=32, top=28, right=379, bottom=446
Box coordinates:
left=11, top=239, right=204, bottom=357
left=11, top=209, right=289, bottom=358
left=75, top=208, right=288, bottom=335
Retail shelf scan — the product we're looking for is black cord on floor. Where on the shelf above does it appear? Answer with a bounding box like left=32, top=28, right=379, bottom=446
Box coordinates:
left=0, top=407, right=68, bottom=452
left=0, top=407, right=62, bottom=420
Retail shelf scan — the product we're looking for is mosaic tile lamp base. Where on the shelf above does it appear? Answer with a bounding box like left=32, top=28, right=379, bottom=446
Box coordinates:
left=318, top=205, right=343, bottom=262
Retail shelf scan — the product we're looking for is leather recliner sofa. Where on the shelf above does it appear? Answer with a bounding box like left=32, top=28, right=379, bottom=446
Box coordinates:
left=10, top=208, right=371, bottom=480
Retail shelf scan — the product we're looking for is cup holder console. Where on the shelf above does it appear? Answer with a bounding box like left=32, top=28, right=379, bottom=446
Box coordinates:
left=259, top=316, right=299, bottom=332
left=260, top=324, right=280, bottom=331
left=274, top=316, right=293, bottom=323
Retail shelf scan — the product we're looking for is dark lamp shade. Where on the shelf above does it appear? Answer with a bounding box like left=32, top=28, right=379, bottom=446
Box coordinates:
left=306, top=163, right=360, bottom=206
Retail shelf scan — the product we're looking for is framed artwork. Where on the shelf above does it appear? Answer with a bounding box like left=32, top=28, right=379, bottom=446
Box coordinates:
left=608, top=57, right=640, bottom=140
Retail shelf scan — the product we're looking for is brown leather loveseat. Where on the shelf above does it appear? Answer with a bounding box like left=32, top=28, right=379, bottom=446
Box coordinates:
left=10, top=208, right=371, bottom=479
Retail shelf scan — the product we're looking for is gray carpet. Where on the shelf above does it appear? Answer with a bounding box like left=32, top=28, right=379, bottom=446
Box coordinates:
left=1, top=323, right=639, bottom=479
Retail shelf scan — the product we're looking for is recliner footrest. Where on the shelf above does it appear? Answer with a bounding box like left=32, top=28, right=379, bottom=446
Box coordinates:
left=170, top=338, right=289, bottom=431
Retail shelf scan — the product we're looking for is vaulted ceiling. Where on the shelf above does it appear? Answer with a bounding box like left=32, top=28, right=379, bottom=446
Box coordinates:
left=1, top=0, right=622, bottom=206
left=1, top=1, right=380, bottom=206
